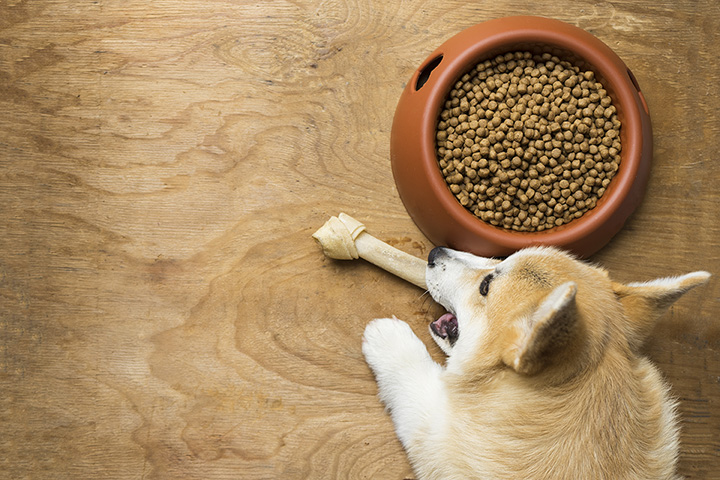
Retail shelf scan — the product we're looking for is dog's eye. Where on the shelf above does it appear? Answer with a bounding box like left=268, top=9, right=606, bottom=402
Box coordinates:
left=479, top=273, right=493, bottom=296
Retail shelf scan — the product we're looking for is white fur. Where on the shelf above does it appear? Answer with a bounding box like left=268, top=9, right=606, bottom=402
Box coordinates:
left=626, top=271, right=711, bottom=288
left=362, top=317, right=446, bottom=449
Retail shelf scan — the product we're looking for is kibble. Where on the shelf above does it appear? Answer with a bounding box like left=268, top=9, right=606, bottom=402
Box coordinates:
left=436, top=51, right=621, bottom=232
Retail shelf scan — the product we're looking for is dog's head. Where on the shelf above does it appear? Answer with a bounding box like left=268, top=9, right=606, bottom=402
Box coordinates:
left=426, top=246, right=710, bottom=376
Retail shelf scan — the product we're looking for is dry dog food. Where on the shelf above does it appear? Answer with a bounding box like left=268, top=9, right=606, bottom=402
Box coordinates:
left=435, top=51, right=622, bottom=232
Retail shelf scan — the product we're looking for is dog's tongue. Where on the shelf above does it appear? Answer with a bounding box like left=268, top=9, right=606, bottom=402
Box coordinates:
left=431, top=312, right=458, bottom=339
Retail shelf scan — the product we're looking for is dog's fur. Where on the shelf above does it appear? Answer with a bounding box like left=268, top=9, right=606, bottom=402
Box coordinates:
left=362, top=246, right=710, bottom=480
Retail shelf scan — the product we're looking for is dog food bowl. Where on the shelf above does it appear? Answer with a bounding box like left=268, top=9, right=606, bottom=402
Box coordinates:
left=391, top=16, right=651, bottom=258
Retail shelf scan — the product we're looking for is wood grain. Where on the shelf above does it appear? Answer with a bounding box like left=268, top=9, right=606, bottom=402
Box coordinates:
left=1, top=1, right=718, bottom=478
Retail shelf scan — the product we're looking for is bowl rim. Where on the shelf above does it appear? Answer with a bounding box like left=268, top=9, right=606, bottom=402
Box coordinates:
left=394, top=16, right=651, bottom=256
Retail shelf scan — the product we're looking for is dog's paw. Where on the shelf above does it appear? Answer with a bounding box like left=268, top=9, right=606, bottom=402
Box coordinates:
left=362, top=317, right=429, bottom=376
left=363, top=318, right=444, bottom=436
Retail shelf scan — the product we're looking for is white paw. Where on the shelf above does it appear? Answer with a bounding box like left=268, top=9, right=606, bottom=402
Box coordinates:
left=363, top=318, right=444, bottom=448
left=362, top=317, right=429, bottom=377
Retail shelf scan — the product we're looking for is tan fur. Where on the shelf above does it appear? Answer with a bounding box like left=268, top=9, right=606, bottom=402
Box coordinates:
left=363, top=246, right=711, bottom=480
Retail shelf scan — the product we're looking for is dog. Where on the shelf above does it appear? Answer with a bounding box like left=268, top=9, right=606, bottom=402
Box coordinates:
left=362, top=246, right=710, bottom=479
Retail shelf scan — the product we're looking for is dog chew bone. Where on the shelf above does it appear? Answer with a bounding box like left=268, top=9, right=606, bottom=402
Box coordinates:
left=312, top=213, right=427, bottom=289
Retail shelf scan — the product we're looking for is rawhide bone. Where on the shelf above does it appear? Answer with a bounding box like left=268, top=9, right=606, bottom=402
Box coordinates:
left=312, top=213, right=427, bottom=289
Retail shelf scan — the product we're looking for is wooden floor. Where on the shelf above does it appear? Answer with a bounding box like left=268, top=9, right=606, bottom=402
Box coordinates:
left=1, top=1, right=718, bottom=478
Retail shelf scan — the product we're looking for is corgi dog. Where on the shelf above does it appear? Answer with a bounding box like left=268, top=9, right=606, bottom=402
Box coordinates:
left=362, top=246, right=710, bottom=480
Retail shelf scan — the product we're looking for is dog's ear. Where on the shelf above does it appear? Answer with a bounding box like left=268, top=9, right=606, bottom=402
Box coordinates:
left=502, top=281, right=578, bottom=375
left=612, top=271, right=711, bottom=349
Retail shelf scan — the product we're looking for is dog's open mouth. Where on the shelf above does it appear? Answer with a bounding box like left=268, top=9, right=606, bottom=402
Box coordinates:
left=431, top=312, right=459, bottom=346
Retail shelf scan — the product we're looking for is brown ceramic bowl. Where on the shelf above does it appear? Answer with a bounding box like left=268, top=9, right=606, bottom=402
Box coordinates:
left=391, top=16, right=651, bottom=258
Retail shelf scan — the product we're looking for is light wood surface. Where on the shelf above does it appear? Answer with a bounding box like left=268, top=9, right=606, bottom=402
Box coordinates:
left=1, top=1, right=718, bottom=478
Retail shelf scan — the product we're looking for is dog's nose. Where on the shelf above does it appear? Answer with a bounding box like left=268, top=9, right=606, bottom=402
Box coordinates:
left=428, top=246, right=446, bottom=267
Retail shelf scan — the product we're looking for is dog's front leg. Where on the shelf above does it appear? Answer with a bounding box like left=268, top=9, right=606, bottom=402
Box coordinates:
left=362, top=317, right=444, bottom=449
